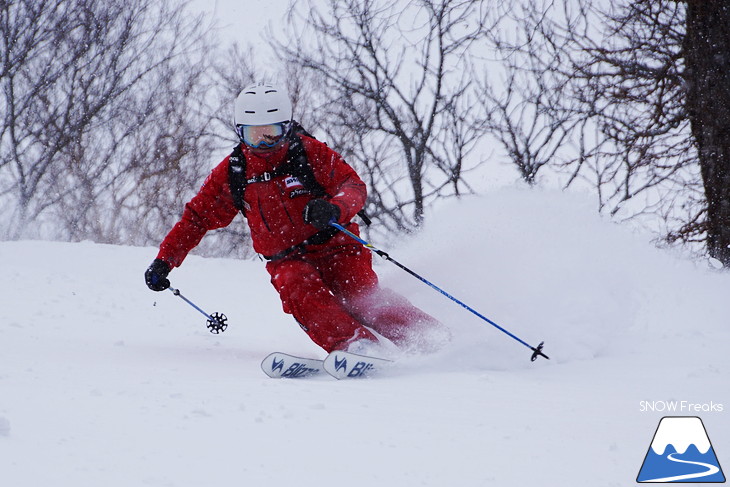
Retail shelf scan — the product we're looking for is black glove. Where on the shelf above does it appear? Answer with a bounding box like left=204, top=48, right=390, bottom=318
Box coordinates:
left=303, top=199, right=341, bottom=230
left=145, top=259, right=171, bottom=291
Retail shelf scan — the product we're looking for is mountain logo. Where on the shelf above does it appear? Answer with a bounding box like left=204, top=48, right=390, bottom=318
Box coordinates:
left=637, top=416, right=725, bottom=483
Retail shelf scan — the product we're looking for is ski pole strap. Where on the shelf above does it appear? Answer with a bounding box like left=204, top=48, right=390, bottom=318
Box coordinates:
left=329, top=222, right=550, bottom=361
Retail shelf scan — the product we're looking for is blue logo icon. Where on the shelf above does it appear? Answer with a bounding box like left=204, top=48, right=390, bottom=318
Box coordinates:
left=637, top=416, right=725, bottom=483
left=333, top=356, right=347, bottom=372
left=271, top=358, right=284, bottom=373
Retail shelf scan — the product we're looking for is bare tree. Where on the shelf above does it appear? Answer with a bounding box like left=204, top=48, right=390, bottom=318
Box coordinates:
left=547, top=0, right=730, bottom=265
left=0, top=0, right=216, bottom=245
left=478, top=3, right=578, bottom=187
left=499, top=0, right=707, bottom=247
left=682, top=0, right=730, bottom=266
left=576, top=1, right=694, bottom=217
left=277, top=0, right=495, bottom=233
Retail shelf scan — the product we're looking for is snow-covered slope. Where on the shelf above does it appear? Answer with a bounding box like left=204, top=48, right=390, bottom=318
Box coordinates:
left=1, top=187, right=728, bottom=486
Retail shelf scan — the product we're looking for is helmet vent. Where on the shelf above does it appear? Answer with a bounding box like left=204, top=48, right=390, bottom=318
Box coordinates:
left=267, top=109, right=278, bottom=113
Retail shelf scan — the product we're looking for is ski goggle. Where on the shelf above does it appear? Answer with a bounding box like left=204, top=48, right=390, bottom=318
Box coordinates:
left=236, top=123, right=287, bottom=148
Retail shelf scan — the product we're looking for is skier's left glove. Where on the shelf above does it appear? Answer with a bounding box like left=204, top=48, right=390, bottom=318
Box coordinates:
left=145, top=258, right=171, bottom=291
left=303, top=199, right=341, bottom=230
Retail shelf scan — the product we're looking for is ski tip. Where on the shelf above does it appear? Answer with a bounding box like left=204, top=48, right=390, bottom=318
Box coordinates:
left=261, top=352, right=324, bottom=379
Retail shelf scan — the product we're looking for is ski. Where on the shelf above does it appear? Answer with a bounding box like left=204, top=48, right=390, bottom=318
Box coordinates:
left=322, top=351, right=393, bottom=379
left=260, top=352, right=324, bottom=379
left=261, top=351, right=393, bottom=379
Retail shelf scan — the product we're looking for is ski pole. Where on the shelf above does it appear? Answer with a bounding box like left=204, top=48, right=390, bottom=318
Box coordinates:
left=167, top=285, right=228, bottom=334
left=330, top=222, right=549, bottom=361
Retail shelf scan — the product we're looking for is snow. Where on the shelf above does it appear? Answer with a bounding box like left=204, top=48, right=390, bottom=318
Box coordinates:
left=1, top=186, right=728, bottom=486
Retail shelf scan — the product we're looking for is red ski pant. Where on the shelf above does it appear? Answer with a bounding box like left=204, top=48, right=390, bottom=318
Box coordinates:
left=266, top=238, right=442, bottom=352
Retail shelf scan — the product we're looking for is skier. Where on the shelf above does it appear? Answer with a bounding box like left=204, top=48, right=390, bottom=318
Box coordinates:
left=144, top=82, right=447, bottom=354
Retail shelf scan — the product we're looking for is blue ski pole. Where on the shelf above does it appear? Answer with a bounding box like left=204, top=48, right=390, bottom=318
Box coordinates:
left=167, top=285, right=228, bottom=334
left=330, top=222, right=549, bottom=361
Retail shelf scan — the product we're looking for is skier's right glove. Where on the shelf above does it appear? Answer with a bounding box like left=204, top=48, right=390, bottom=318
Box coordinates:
left=303, top=199, right=341, bottom=230
left=145, top=258, right=171, bottom=291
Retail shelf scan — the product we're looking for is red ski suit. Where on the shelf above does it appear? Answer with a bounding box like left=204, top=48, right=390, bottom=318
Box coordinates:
left=156, top=136, right=440, bottom=352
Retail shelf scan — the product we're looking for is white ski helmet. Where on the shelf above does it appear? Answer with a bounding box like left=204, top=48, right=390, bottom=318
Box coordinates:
left=234, top=82, right=292, bottom=126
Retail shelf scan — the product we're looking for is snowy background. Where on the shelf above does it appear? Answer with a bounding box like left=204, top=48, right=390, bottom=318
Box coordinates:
left=190, top=0, right=290, bottom=54
left=1, top=186, right=728, bottom=486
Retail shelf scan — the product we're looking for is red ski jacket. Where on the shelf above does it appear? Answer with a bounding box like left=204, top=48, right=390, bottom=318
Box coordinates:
left=157, top=136, right=367, bottom=267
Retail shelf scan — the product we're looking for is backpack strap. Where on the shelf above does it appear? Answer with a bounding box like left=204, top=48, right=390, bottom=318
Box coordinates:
left=228, top=144, right=247, bottom=214
left=281, top=133, right=328, bottom=198
left=227, top=134, right=323, bottom=216
left=279, top=134, right=371, bottom=225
